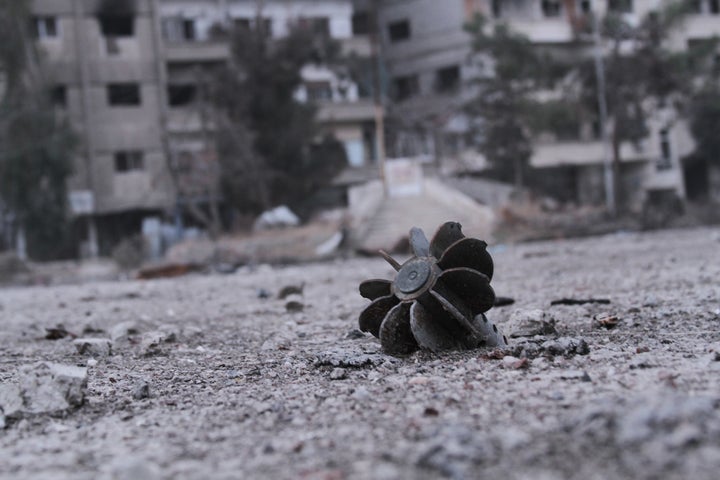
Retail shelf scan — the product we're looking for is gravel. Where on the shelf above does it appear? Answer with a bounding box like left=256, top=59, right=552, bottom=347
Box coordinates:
left=1, top=226, right=720, bottom=479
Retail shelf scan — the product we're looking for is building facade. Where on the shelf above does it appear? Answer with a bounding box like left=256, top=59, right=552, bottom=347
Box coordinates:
left=375, top=0, right=720, bottom=209
left=28, top=0, right=378, bottom=256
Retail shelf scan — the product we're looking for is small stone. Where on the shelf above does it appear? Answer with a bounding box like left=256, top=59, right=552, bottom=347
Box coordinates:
left=352, top=387, right=370, bottom=401
left=329, top=368, right=347, bottom=380
left=285, top=300, right=304, bottom=313
left=502, top=355, right=529, bottom=370
left=278, top=284, right=304, bottom=299
left=110, top=321, right=140, bottom=343
left=345, top=329, right=365, bottom=339
left=73, top=338, right=112, bottom=357
left=140, top=329, right=176, bottom=355
left=132, top=381, right=151, bottom=400
left=409, top=376, right=430, bottom=385
left=257, top=288, right=271, bottom=299
left=592, top=313, right=620, bottom=330
left=87, top=358, right=98, bottom=367
left=557, top=370, right=592, bottom=382
left=505, top=309, right=556, bottom=338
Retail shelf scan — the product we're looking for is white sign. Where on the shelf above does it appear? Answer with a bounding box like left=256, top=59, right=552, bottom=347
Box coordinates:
left=69, top=190, right=95, bottom=215
left=384, top=158, right=423, bottom=197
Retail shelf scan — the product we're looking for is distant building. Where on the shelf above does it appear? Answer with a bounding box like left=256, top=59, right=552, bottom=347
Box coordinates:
left=375, top=0, right=720, bottom=209
left=29, top=0, right=379, bottom=256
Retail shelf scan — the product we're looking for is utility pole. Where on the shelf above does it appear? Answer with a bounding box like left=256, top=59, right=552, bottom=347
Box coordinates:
left=591, top=5, right=616, bottom=216
left=370, top=0, right=387, bottom=191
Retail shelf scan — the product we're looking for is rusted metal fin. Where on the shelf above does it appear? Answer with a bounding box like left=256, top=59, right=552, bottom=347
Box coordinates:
left=378, top=249, right=401, bottom=271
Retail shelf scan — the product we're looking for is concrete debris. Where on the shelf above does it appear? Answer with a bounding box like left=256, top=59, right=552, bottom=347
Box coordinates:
left=132, top=381, right=151, bottom=400
left=502, top=355, right=529, bottom=369
left=592, top=313, right=620, bottom=329
left=0, top=363, right=87, bottom=422
left=505, top=309, right=557, bottom=338
left=277, top=283, right=304, bottom=299
left=285, top=300, right=304, bottom=313
left=315, top=347, right=397, bottom=369
left=253, top=205, right=300, bottom=230
left=73, top=338, right=112, bottom=357
left=140, top=330, right=177, bottom=355
left=45, top=324, right=76, bottom=340
left=329, top=368, right=347, bottom=380
left=508, top=336, right=590, bottom=359
left=110, top=321, right=140, bottom=344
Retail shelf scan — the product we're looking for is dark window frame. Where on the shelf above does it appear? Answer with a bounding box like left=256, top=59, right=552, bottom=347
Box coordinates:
left=50, top=84, right=67, bottom=107
left=435, top=65, right=461, bottom=93
left=107, top=83, right=141, bottom=106
left=167, top=84, right=198, bottom=107
left=114, top=151, right=144, bottom=173
left=388, top=19, right=411, bottom=43
left=352, top=11, right=370, bottom=35
left=99, top=15, right=134, bottom=37
left=32, top=16, right=58, bottom=38
left=541, top=0, right=563, bottom=17
left=393, top=74, right=419, bottom=101
left=608, top=0, right=634, bottom=14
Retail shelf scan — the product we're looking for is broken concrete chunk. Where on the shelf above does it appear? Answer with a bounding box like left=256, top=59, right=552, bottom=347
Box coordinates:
left=140, top=330, right=176, bottom=355
left=0, top=384, right=24, bottom=420
left=110, top=320, right=140, bottom=343
left=73, top=338, right=112, bottom=357
left=1, top=363, right=88, bottom=421
left=505, top=309, right=557, bottom=338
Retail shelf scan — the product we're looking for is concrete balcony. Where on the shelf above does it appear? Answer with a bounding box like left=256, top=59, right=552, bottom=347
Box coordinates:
left=166, top=109, right=216, bottom=133
left=504, top=18, right=575, bottom=44
left=316, top=99, right=377, bottom=124
left=531, top=140, right=653, bottom=169
left=164, top=41, right=230, bottom=63
left=683, top=14, right=720, bottom=39
left=341, top=35, right=372, bottom=57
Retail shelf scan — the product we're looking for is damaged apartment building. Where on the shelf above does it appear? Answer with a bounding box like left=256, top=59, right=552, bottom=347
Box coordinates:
left=28, top=0, right=378, bottom=256
left=375, top=0, right=720, bottom=209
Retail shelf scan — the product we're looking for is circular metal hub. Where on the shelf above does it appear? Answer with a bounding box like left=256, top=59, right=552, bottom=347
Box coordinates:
left=395, top=258, right=432, bottom=294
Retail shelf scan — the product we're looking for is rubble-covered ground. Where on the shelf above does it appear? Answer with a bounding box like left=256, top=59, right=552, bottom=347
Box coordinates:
left=1, top=226, right=720, bottom=480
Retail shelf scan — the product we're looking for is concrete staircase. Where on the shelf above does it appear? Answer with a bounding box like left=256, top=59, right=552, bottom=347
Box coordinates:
left=355, top=178, right=495, bottom=252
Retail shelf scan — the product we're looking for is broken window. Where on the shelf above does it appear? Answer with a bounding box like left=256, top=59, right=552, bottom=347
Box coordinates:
left=542, top=0, right=563, bottom=17
left=114, top=151, right=144, bottom=172
left=99, top=15, right=134, bottom=36
left=393, top=74, right=419, bottom=101
left=233, top=17, right=251, bottom=30
left=435, top=65, right=460, bottom=93
left=608, top=0, right=633, bottom=13
left=579, top=0, right=591, bottom=14
left=167, top=84, right=197, bottom=107
left=689, top=0, right=704, bottom=13
left=50, top=85, right=67, bottom=107
left=352, top=11, right=369, bottom=35
left=306, top=81, right=333, bottom=102
left=388, top=19, right=411, bottom=43
left=107, top=83, right=141, bottom=106
left=711, top=0, right=720, bottom=14
left=32, top=16, right=58, bottom=39
left=97, top=0, right=135, bottom=36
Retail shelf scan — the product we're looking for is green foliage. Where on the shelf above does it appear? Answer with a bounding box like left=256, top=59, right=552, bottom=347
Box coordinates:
left=211, top=23, right=345, bottom=214
left=464, top=14, right=559, bottom=187
left=0, top=0, right=76, bottom=259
